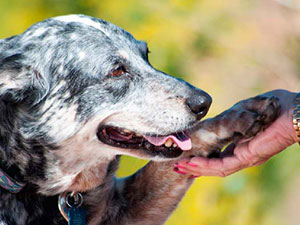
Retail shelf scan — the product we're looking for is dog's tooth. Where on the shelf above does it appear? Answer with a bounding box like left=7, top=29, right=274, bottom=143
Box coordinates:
left=164, top=139, right=173, bottom=147
left=173, top=143, right=178, bottom=148
left=123, top=129, right=131, bottom=134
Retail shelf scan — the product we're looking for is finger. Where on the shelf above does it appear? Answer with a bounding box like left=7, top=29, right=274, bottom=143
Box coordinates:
left=227, top=141, right=271, bottom=167
left=176, top=157, right=191, bottom=165
left=174, top=165, right=228, bottom=177
left=175, top=162, right=243, bottom=177
left=176, top=156, right=246, bottom=177
left=177, top=142, right=253, bottom=177
left=173, top=166, right=201, bottom=176
left=252, top=158, right=268, bottom=166
left=234, top=135, right=278, bottom=165
left=190, top=155, right=245, bottom=171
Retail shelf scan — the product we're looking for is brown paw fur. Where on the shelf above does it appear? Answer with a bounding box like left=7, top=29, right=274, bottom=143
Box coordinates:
left=230, top=96, right=280, bottom=139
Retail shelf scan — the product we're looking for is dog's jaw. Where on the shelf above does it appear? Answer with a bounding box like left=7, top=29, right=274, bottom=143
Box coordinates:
left=34, top=113, right=195, bottom=195
left=34, top=116, right=115, bottom=195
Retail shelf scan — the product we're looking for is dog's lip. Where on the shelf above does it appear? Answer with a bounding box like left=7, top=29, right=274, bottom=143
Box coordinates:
left=98, top=126, right=192, bottom=150
left=96, top=125, right=191, bottom=158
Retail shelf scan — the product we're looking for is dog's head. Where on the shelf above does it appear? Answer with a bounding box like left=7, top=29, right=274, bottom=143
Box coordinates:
left=0, top=15, right=211, bottom=193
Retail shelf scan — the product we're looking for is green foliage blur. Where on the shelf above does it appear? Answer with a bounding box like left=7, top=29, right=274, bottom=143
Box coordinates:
left=1, top=0, right=300, bottom=224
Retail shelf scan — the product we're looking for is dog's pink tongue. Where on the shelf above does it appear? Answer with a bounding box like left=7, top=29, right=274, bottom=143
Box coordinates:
left=144, top=134, right=192, bottom=151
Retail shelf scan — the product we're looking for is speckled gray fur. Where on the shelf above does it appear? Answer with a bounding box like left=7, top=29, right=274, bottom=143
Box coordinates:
left=0, top=14, right=210, bottom=225
left=0, top=14, right=280, bottom=225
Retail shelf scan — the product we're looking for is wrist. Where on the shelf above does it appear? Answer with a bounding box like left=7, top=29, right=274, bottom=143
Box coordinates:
left=272, top=90, right=299, bottom=145
left=292, top=92, right=300, bottom=142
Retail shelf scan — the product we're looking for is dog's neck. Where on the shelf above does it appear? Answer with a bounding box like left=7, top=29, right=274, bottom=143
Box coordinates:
left=0, top=107, right=29, bottom=191
left=0, top=101, right=58, bottom=194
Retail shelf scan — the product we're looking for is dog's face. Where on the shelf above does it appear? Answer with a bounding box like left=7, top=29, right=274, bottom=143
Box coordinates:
left=0, top=15, right=211, bottom=193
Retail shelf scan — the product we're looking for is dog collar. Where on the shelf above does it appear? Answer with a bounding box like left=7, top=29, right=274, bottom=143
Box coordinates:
left=0, top=167, right=24, bottom=193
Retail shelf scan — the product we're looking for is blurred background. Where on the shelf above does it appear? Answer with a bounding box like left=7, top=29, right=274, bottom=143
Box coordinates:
left=1, top=0, right=300, bottom=224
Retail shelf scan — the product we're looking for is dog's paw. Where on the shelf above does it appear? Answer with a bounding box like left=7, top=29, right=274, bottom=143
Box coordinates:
left=188, top=95, right=280, bottom=158
left=228, top=96, right=280, bottom=139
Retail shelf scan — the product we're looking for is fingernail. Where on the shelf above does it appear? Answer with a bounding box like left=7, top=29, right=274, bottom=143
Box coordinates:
left=187, top=162, right=198, bottom=167
left=173, top=168, right=187, bottom=175
left=174, top=164, right=187, bottom=169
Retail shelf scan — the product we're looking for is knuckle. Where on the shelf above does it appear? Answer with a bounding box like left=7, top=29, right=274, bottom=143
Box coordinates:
left=218, top=170, right=229, bottom=177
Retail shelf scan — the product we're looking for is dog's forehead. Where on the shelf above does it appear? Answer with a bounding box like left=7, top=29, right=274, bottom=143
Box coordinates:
left=54, top=15, right=112, bottom=37
left=43, top=15, right=146, bottom=61
left=52, top=15, right=141, bottom=51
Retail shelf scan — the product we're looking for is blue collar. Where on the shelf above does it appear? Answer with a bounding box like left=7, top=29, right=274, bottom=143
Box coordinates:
left=0, top=168, right=24, bottom=193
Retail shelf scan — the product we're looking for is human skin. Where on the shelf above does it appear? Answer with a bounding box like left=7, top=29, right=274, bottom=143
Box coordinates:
left=174, top=90, right=299, bottom=177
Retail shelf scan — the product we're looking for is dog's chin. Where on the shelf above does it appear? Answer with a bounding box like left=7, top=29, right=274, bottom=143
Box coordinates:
left=96, top=125, right=193, bottom=159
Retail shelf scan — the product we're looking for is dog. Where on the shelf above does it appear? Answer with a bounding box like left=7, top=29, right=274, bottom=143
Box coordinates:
left=0, top=14, right=280, bottom=225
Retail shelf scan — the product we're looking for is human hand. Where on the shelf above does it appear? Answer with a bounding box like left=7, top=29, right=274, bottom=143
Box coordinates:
left=174, top=90, right=299, bottom=177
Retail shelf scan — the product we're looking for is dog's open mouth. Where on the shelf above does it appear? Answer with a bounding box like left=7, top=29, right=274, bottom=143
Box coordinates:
left=97, top=126, right=192, bottom=158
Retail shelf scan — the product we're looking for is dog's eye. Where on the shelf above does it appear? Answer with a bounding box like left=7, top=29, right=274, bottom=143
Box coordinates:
left=111, top=66, right=126, bottom=77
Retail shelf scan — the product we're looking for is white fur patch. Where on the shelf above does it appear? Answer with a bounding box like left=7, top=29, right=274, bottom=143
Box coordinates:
left=218, top=126, right=229, bottom=139
left=78, top=51, right=86, bottom=60
left=195, top=129, right=218, bottom=144
left=44, top=103, right=79, bottom=142
left=57, top=65, right=64, bottom=74
left=32, top=27, right=47, bottom=37
left=0, top=73, right=19, bottom=90
left=52, top=80, right=66, bottom=94
left=54, top=15, right=110, bottom=37
left=46, top=170, right=77, bottom=191
left=41, top=80, right=67, bottom=112
left=118, top=50, right=129, bottom=60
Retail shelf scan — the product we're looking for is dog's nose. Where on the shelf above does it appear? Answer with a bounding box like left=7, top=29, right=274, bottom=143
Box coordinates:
left=186, top=90, right=212, bottom=119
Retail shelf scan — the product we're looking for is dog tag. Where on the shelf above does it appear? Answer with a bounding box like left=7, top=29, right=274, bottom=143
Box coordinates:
left=68, top=206, right=86, bottom=225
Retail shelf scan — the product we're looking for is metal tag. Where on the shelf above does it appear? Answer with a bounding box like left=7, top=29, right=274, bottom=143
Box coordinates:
left=68, top=206, right=86, bottom=225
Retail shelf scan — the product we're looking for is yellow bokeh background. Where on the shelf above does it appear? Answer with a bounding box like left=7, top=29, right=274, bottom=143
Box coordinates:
left=1, top=0, right=300, bottom=224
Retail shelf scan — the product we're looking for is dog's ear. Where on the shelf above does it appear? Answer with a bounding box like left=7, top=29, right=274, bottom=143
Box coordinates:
left=0, top=53, right=50, bottom=105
